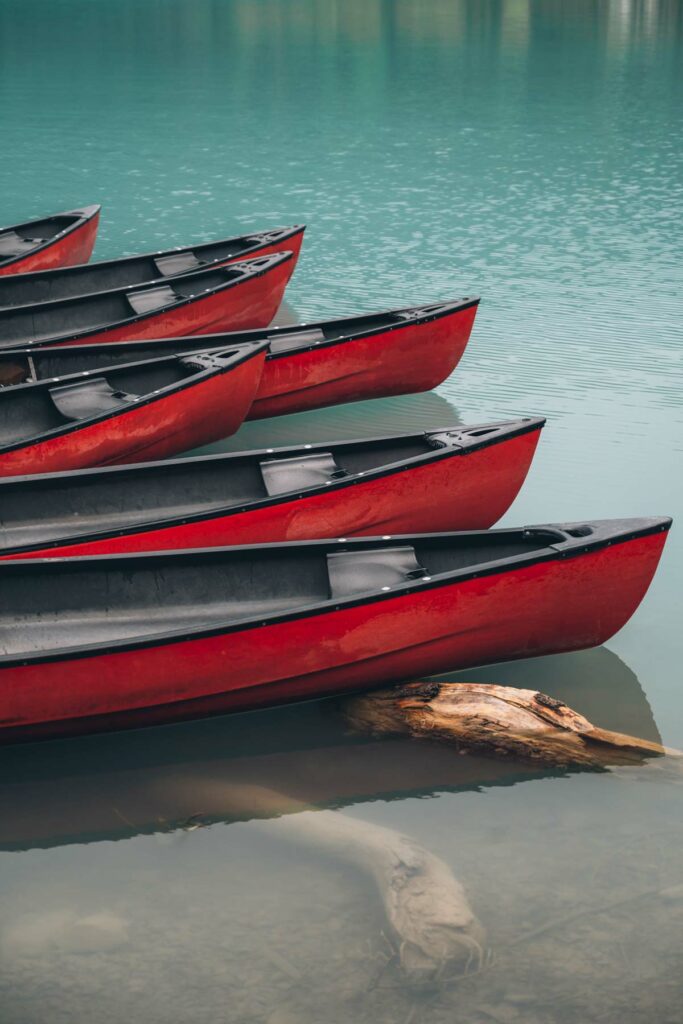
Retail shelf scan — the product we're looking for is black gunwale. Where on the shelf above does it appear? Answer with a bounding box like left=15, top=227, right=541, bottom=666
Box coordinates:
left=0, top=341, right=268, bottom=455
left=0, top=225, right=305, bottom=305
left=0, top=417, right=546, bottom=554
left=0, top=251, right=293, bottom=350
left=0, top=206, right=100, bottom=271
left=0, top=518, right=671, bottom=668
left=0, top=297, right=480, bottom=373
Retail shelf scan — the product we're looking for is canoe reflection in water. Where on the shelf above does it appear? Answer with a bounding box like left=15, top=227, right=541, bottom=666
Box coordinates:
left=0, top=648, right=673, bottom=993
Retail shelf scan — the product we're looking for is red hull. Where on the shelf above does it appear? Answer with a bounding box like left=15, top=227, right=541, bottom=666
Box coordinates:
left=0, top=350, right=266, bottom=477
left=51, top=253, right=295, bottom=347
left=249, top=301, right=478, bottom=419
left=0, top=207, right=100, bottom=275
left=2, top=426, right=542, bottom=558
left=0, top=529, right=668, bottom=740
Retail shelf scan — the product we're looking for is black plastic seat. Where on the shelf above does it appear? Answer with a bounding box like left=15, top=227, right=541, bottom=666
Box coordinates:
left=267, top=328, right=326, bottom=354
left=127, top=285, right=178, bottom=316
left=0, top=231, right=45, bottom=257
left=49, top=377, right=138, bottom=422
left=153, top=252, right=202, bottom=277
left=260, top=452, right=347, bottom=497
left=327, top=546, right=429, bottom=599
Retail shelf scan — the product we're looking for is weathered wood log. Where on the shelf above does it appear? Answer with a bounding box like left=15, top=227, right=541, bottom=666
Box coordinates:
left=343, top=682, right=682, bottom=771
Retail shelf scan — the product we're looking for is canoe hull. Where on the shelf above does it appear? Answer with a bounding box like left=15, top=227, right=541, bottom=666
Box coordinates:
left=0, top=225, right=304, bottom=309
left=0, top=351, right=266, bottom=477
left=0, top=209, right=100, bottom=276
left=249, top=301, right=478, bottom=418
left=52, top=254, right=294, bottom=347
left=1, top=425, right=542, bottom=557
left=0, top=529, right=667, bottom=741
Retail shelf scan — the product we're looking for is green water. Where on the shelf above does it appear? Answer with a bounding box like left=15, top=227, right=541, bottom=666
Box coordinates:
left=1, top=2, right=682, bottom=1022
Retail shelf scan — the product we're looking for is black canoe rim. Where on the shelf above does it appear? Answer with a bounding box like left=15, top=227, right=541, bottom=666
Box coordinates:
left=0, top=251, right=294, bottom=351
left=0, top=417, right=546, bottom=554
left=0, top=341, right=268, bottom=456
left=1, top=295, right=480, bottom=364
left=0, top=518, right=671, bottom=668
left=0, top=224, right=305, bottom=285
left=0, top=206, right=100, bottom=271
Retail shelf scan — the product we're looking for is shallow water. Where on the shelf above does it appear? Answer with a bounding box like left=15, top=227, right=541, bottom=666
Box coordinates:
left=0, top=2, right=682, bottom=1022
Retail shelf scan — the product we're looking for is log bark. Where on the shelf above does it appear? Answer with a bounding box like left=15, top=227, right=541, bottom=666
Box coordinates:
left=343, top=682, right=682, bottom=771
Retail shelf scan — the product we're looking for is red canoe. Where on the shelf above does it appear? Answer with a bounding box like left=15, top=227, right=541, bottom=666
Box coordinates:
left=0, top=224, right=304, bottom=307
left=0, top=418, right=544, bottom=557
left=0, top=517, right=670, bottom=741
left=0, top=299, right=479, bottom=415
left=0, top=205, right=100, bottom=275
left=0, top=342, right=267, bottom=477
left=0, top=251, right=294, bottom=351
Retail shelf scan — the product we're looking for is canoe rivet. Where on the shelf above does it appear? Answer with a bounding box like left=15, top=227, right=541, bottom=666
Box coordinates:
left=338, top=538, right=347, bottom=542
left=266, top=448, right=273, bottom=453
left=382, top=535, right=391, bottom=540
left=423, top=576, right=432, bottom=581
left=381, top=586, right=391, bottom=591
left=305, top=444, right=312, bottom=449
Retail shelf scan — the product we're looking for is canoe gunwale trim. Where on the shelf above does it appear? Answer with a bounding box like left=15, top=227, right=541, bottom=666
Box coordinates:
left=0, top=518, right=671, bottom=668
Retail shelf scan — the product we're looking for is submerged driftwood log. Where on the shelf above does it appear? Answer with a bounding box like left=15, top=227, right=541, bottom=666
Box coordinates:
left=343, top=682, right=681, bottom=771
left=163, top=778, right=485, bottom=984
left=260, top=806, right=486, bottom=982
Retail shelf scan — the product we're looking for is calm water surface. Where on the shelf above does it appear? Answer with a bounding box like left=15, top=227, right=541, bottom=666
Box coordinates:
left=0, top=2, right=682, bottom=1022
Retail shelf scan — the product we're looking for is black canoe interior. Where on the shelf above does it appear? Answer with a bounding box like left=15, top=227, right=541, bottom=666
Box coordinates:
left=0, top=432, right=461, bottom=550
left=0, top=532, right=564, bottom=656
left=0, top=229, right=295, bottom=308
left=0, top=349, right=246, bottom=450
left=0, top=303, right=454, bottom=383
left=0, top=214, right=81, bottom=261
left=0, top=264, right=252, bottom=349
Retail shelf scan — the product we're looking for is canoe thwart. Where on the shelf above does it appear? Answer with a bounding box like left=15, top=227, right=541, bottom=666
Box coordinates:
left=260, top=451, right=347, bottom=497
left=327, top=545, right=429, bottom=599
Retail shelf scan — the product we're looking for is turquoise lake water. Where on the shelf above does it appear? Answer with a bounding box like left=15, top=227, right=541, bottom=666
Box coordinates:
left=0, top=2, right=682, bottom=1022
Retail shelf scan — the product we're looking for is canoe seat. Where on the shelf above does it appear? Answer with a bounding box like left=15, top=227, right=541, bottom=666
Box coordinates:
left=127, top=285, right=178, bottom=316
left=49, top=377, right=139, bottom=422
left=267, top=328, right=326, bottom=354
left=153, top=252, right=202, bottom=277
left=0, top=231, right=46, bottom=257
left=327, top=545, right=429, bottom=599
left=260, top=452, right=348, bottom=497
